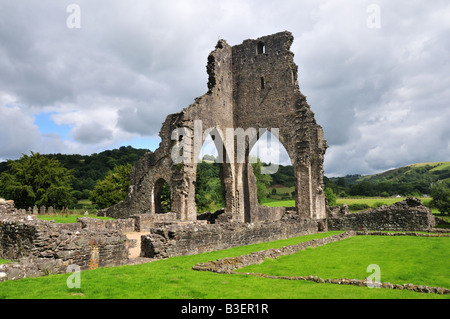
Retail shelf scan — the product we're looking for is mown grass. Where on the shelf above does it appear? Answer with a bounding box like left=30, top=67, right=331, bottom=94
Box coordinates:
left=0, top=232, right=448, bottom=299
left=239, top=236, right=450, bottom=289
left=37, top=214, right=114, bottom=224
left=261, top=196, right=448, bottom=226
left=262, top=197, right=435, bottom=212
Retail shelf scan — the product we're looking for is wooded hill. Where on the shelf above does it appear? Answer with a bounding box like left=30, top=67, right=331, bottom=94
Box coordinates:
left=0, top=146, right=149, bottom=200
left=1, top=146, right=448, bottom=201
left=326, top=162, right=450, bottom=197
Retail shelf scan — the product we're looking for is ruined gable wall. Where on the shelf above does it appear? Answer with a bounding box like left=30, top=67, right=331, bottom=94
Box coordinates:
left=231, top=31, right=327, bottom=219
left=102, top=31, right=328, bottom=222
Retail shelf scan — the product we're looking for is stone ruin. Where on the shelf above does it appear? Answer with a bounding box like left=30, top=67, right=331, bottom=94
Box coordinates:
left=0, top=32, right=443, bottom=283
left=102, top=31, right=328, bottom=223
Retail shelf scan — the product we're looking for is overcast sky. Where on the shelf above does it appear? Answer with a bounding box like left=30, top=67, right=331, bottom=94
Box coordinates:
left=0, top=0, right=449, bottom=177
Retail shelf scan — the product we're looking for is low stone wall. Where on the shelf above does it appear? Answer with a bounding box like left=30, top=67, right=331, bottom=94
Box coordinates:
left=193, top=231, right=450, bottom=295
left=141, top=213, right=319, bottom=259
left=132, top=213, right=178, bottom=232
left=0, top=214, right=129, bottom=267
left=77, top=217, right=135, bottom=233
left=0, top=257, right=70, bottom=282
left=0, top=202, right=132, bottom=284
left=253, top=206, right=286, bottom=223
left=0, top=200, right=15, bottom=214
left=327, top=197, right=435, bottom=231
left=193, top=231, right=355, bottom=273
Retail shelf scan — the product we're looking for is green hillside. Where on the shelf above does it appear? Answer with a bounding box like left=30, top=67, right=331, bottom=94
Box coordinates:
left=0, top=146, right=150, bottom=202
left=327, top=162, right=450, bottom=197
left=359, top=162, right=450, bottom=184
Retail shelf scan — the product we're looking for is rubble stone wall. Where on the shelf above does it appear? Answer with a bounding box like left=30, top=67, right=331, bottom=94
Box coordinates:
left=141, top=213, right=319, bottom=259
left=327, top=198, right=435, bottom=231
left=77, top=217, right=135, bottom=233
left=0, top=201, right=130, bottom=281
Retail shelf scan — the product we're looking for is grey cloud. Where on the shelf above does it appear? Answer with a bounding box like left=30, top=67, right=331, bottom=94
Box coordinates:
left=0, top=0, right=449, bottom=177
left=0, top=105, right=38, bottom=160
left=72, top=121, right=113, bottom=145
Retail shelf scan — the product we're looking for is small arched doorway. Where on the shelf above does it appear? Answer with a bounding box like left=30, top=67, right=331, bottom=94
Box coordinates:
left=154, top=178, right=171, bottom=213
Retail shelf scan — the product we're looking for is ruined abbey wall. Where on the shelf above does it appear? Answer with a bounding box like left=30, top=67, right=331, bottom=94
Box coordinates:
left=327, top=198, right=436, bottom=231
left=141, top=214, right=319, bottom=259
left=0, top=201, right=130, bottom=271
left=102, top=31, right=327, bottom=223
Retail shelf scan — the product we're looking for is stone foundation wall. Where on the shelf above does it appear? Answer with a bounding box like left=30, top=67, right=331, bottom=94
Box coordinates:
left=0, top=200, right=15, bottom=214
left=141, top=213, right=319, bottom=259
left=0, top=214, right=129, bottom=268
left=327, top=198, right=435, bottom=231
left=0, top=202, right=130, bottom=277
left=193, top=231, right=450, bottom=295
left=193, top=232, right=355, bottom=272
left=132, top=213, right=178, bottom=232
left=77, top=217, right=135, bottom=233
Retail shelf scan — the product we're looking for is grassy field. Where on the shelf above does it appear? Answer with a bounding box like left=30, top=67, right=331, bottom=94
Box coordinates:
left=240, top=235, right=450, bottom=289
left=263, top=196, right=433, bottom=211
left=37, top=214, right=114, bottom=223
left=261, top=196, right=449, bottom=225
left=33, top=199, right=114, bottom=223
left=0, top=231, right=448, bottom=299
left=0, top=259, right=11, bottom=265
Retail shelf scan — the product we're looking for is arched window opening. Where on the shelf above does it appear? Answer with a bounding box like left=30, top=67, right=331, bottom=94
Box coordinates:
left=249, top=131, right=295, bottom=206
left=195, top=134, right=226, bottom=214
left=154, top=178, right=171, bottom=213
left=257, top=42, right=266, bottom=55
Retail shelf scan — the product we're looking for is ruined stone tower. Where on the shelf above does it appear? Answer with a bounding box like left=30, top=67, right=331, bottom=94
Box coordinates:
left=103, top=31, right=328, bottom=222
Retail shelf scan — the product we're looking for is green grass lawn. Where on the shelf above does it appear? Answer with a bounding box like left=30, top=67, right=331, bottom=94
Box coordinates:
left=0, top=232, right=448, bottom=299
left=239, top=235, right=450, bottom=289
left=262, top=196, right=432, bottom=209
left=263, top=196, right=436, bottom=212
left=37, top=214, right=115, bottom=223
left=261, top=196, right=448, bottom=226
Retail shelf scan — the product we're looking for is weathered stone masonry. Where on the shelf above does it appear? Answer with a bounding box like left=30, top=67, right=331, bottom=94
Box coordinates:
left=0, top=201, right=131, bottom=282
left=102, top=31, right=328, bottom=223
left=1, top=32, right=446, bottom=285
left=141, top=213, right=318, bottom=259
left=327, top=197, right=436, bottom=232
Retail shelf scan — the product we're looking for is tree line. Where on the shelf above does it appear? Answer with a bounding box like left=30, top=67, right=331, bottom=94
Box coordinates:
left=0, top=147, right=148, bottom=209
left=0, top=150, right=449, bottom=215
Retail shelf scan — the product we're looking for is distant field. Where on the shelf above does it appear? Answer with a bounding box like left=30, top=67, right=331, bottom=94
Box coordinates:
left=37, top=214, right=114, bottom=223
left=408, top=162, right=450, bottom=170
left=337, top=197, right=431, bottom=208
left=263, top=196, right=433, bottom=211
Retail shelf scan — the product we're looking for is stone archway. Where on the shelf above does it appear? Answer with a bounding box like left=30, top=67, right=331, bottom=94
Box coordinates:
left=154, top=178, right=171, bottom=214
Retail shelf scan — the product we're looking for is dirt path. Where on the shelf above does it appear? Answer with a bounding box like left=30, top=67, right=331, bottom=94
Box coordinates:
left=125, top=232, right=147, bottom=258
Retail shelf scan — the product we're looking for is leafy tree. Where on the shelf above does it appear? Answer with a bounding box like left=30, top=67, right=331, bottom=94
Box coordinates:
left=0, top=152, right=75, bottom=209
left=429, top=181, right=450, bottom=215
left=195, top=161, right=224, bottom=212
left=324, top=187, right=337, bottom=207
left=160, top=181, right=172, bottom=213
left=251, top=158, right=273, bottom=203
left=90, top=163, right=133, bottom=209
